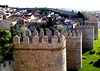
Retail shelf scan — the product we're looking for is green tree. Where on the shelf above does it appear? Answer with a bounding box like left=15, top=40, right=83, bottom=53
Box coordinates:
left=47, top=17, right=54, bottom=28
left=44, top=11, right=48, bottom=15
left=56, top=25, right=66, bottom=33
left=5, top=5, right=8, bottom=8
left=41, top=24, right=46, bottom=35
left=77, top=11, right=88, bottom=25
left=49, top=27, right=56, bottom=36
left=10, top=26, right=22, bottom=41
left=36, top=25, right=40, bottom=34
left=0, top=28, right=12, bottom=55
left=42, top=24, right=46, bottom=35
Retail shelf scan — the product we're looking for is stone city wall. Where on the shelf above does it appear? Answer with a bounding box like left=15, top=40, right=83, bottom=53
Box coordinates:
left=66, top=30, right=82, bottom=70
left=13, top=30, right=66, bottom=71
left=76, top=25, right=94, bottom=49
left=85, top=20, right=99, bottom=40
left=0, top=60, right=14, bottom=71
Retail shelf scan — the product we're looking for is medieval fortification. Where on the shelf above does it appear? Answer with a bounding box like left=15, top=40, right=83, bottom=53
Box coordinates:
left=12, top=23, right=98, bottom=71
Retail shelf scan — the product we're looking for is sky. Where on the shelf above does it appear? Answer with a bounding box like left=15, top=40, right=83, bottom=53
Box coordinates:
left=0, top=0, right=100, bottom=10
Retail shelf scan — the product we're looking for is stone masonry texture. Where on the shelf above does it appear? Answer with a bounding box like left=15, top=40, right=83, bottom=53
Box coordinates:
left=0, top=60, right=14, bottom=71
left=76, top=25, right=94, bottom=49
left=13, top=29, right=83, bottom=71
left=13, top=30, right=66, bottom=71
left=65, top=30, right=82, bottom=70
left=85, top=21, right=99, bottom=40
left=82, top=12, right=99, bottom=40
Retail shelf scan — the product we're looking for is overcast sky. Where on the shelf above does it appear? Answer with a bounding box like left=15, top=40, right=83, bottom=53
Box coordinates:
left=0, top=0, right=100, bottom=10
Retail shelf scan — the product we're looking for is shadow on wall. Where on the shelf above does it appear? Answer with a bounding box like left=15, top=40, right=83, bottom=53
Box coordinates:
left=93, top=59, right=100, bottom=68
left=82, top=48, right=91, bottom=54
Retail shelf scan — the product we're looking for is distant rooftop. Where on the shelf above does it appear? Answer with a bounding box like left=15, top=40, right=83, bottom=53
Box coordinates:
left=82, top=12, right=99, bottom=23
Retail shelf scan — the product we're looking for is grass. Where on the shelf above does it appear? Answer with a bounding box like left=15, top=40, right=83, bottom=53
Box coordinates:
left=78, top=31, right=100, bottom=71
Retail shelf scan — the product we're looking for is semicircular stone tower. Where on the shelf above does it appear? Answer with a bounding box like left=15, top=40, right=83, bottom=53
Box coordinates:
left=65, top=30, right=82, bottom=70
left=13, top=30, right=66, bottom=71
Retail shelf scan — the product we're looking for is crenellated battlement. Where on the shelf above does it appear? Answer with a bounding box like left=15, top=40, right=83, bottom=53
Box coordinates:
left=13, top=30, right=67, bottom=71
left=75, top=25, right=94, bottom=29
left=13, top=29, right=83, bottom=71
left=13, top=31, right=66, bottom=50
left=84, top=20, right=99, bottom=40
left=13, top=29, right=83, bottom=50
left=66, top=30, right=82, bottom=69
left=85, top=20, right=99, bottom=24
left=65, top=30, right=82, bottom=39
left=25, top=29, right=61, bottom=39
left=76, top=24, right=94, bottom=49
left=0, top=60, right=14, bottom=71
